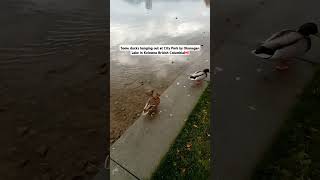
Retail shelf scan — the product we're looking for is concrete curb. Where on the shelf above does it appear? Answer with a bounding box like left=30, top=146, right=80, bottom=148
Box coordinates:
left=110, top=59, right=209, bottom=179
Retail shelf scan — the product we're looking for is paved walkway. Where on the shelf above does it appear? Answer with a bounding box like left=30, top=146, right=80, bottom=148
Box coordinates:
left=212, top=0, right=320, bottom=179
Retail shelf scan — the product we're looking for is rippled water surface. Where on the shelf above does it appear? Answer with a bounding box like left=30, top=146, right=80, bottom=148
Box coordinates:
left=0, top=0, right=107, bottom=179
left=110, top=0, right=210, bottom=142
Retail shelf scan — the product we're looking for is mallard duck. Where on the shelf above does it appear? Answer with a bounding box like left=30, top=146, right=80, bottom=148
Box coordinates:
left=189, top=69, right=210, bottom=84
left=252, top=22, right=320, bottom=71
left=142, top=90, right=160, bottom=116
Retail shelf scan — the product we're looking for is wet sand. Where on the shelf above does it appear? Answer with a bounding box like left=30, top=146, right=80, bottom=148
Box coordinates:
left=110, top=0, right=210, bottom=143
left=0, top=0, right=107, bottom=179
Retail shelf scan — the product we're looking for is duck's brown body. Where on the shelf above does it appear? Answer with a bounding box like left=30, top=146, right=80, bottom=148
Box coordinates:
left=143, top=90, right=160, bottom=116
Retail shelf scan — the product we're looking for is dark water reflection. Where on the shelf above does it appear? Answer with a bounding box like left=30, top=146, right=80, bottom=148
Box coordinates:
left=0, top=0, right=107, bottom=179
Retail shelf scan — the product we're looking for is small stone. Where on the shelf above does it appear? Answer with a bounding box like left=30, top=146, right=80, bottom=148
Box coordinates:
left=39, top=163, right=51, bottom=172
left=86, top=163, right=98, bottom=174
left=0, top=106, right=8, bottom=112
left=248, top=106, right=257, bottom=111
left=75, top=160, right=88, bottom=170
left=89, top=156, right=99, bottom=164
left=18, top=159, right=30, bottom=168
left=183, top=85, right=186, bottom=88
left=40, top=173, right=50, bottom=180
left=121, top=107, right=125, bottom=111
left=169, top=114, right=173, bottom=117
left=87, top=129, right=97, bottom=134
left=36, top=145, right=49, bottom=157
left=55, top=174, right=66, bottom=180
left=8, top=147, right=18, bottom=156
left=175, top=17, right=178, bottom=19
left=177, top=82, right=180, bottom=85
left=187, top=94, right=191, bottom=97
left=64, top=50, right=72, bottom=54
left=29, top=129, right=37, bottom=136
left=215, top=67, right=223, bottom=72
left=112, top=167, right=119, bottom=175
left=71, top=175, right=83, bottom=180
left=17, top=126, right=30, bottom=136
left=30, top=100, right=37, bottom=105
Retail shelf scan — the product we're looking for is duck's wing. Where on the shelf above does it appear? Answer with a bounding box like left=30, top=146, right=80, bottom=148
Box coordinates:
left=253, top=30, right=303, bottom=59
left=189, top=71, right=205, bottom=80
left=271, top=37, right=311, bottom=60
left=263, top=29, right=293, bottom=43
left=190, top=71, right=202, bottom=76
left=262, top=30, right=303, bottom=50
left=143, top=97, right=158, bottom=111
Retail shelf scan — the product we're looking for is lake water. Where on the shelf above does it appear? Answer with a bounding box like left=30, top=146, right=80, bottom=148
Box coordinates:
left=0, top=0, right=107, bottom=179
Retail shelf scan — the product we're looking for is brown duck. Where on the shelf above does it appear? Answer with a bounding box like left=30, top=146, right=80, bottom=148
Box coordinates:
left=142, top=90, right=160, bottom=116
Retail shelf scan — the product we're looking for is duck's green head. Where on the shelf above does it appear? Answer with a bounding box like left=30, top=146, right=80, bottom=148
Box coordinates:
left=298, top=22, right=319, bottom=37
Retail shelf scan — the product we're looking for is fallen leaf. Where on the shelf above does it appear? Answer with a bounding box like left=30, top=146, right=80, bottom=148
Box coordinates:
left=256, top=68, right=262, bottom=72
left=181, top=168, right=186, bottom=173
left=215, top=67, right=223, bottom=72
left=248, top=106, right=257, bottom=111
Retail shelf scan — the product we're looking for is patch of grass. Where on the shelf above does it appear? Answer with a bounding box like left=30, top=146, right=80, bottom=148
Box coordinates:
left=151, top=85, right=211, bottom=180
left=252, top=68, right=320, bottom=180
